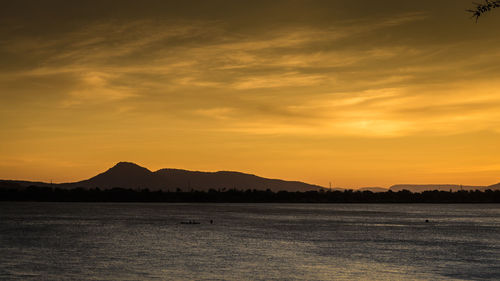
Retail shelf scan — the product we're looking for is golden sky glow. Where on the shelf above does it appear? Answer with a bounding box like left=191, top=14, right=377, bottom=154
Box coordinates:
left=1, top=0, right=500, bottom=188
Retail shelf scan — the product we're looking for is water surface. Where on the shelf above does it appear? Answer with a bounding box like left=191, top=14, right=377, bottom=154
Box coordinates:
left=0, top=203, right=499, bottom=280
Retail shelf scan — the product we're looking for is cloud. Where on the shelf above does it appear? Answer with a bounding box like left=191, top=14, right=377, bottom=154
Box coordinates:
left=1, top=8, right=499, bottom=139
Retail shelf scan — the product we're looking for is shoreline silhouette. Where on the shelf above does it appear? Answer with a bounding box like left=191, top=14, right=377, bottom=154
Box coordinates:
left=1, top=186, right=499, bottom=203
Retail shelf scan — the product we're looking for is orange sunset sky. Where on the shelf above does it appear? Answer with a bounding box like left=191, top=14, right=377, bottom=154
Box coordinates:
left=1, top=0, right=500, bottom=188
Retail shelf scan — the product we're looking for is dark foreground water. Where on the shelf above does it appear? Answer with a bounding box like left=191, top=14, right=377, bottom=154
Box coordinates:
left=0, top=203, right=499, bottom=280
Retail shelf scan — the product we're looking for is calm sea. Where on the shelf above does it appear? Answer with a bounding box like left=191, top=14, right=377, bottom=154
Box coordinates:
left=0, top=203, right=499, bottom=280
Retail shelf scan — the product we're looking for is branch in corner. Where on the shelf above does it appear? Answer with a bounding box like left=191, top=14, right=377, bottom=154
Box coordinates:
left=467, top=0, right=500, bottom=22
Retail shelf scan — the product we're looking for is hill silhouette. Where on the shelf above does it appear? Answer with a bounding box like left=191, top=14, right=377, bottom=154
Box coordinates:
left=389, top=184, right=498, bottom=192
left=53, top=162, right=323, bottom=192
left=357, top=187, right=388, bottom=193
left=2, top=162, right=500, bottom=193
left=489, top=182, right=500, bottom=189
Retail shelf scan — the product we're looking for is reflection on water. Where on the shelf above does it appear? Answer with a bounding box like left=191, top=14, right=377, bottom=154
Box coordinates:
left=0, top=203, right=499, bottom=280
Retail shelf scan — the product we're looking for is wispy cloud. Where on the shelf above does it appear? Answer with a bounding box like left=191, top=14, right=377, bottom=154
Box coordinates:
left=2, top=11, right=499, bottom=138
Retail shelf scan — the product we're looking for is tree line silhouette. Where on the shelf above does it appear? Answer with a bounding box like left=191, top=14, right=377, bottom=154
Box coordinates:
left=1, top=186, right=500, bottom=203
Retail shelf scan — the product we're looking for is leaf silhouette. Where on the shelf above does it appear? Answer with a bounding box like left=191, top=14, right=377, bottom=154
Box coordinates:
left=468, top=0, right=500, bottom=22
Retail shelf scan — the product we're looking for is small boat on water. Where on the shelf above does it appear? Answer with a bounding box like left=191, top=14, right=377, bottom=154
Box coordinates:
left=180, top=220, right=200, bottom=225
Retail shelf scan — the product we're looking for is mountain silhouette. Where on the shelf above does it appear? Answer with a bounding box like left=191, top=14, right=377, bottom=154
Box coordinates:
left=389, top=184, right=498, bottom=192
left=357, top=187, right=388, bottom=193
left=2, top=162, right=499, bottom=193
left=76, top=162, right=154, bottom=189
left=67, top=162, right=322, bottom=192
left=489, top=182, right=500, bottom=189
